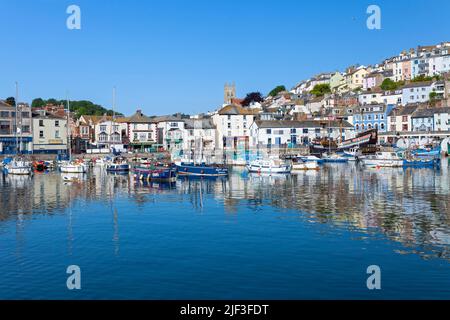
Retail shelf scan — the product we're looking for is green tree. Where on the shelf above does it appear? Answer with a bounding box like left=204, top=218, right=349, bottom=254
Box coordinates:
left=268, top=85, right=286, bottom=97
left=5, top=97, right=15, bottom=106
left=310, top=84, right=331, bottom=97
left=31, top=98, right=46, bottom=109
left=429, top=91, right=438, bottom=101
left=380, top=79, right=398, bottom=91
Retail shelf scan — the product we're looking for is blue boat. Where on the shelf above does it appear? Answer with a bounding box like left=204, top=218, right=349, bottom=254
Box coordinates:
left=134, top=166, right=177, bottom=182
left=106, top=157, right=130, bottom=172
left=411, top=146, right=441, bottom=158
left=403, top=158, right=440, bottom=168
left=176, top=163, right=228, bottom=177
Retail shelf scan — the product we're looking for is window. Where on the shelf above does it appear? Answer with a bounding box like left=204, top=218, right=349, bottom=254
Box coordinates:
left=227, top=123, right=231, bottom=129
left=55, top=120, right=59, bottom=127
left=266, top=129, right=272, bottom=134
left=227, top=115, right=231, bottom=120
left=380, top=123, right=385, bottom=130
left=134, top=133, right=138, bottom=141
left=302, top=128, right=308, bottom=134
left=402, top=124, right=408, bottom=131
left=402, top=116, right=408, bottom=122
left=39, top=120, right=44, bottom=127
left=22, top=125, right=30, bottom=133
left=55, top=130, right=60, bottom=138
left=290, top=128, right=296, bottom=134
left=21, top=112, right=29, bottom=118
left=0, top=111, right=9, bottom=118
left=100, top=125, right=107, bottom=132
left=39, top=130, right=44, bottom=138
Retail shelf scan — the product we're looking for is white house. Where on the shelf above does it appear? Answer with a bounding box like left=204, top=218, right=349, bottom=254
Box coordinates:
left=249, top=119, right=355, bottom=148
left=387, top=105, right=419, bottom=132
left=402, top=81, right=434, bottom=105
left=155, top=115, right=186, bottom=152
left=94, top=119, right=124, bottom=151
left=433, top=107, right=450, bottom=131
left=122, top=110, right=158, bottom=152
left=182, top=118, right=216, bottom=152
left=212, top=104, right=258, bottom=150
left=32, top=111, right=68, bottom=154
left=382, top=90, right=403, bottom=106
left=358, top=90, right=384, bottom=105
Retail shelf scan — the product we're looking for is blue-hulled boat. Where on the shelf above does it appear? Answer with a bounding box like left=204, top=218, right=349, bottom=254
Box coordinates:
left=134, top=165, right=177, bottom=182
left=176, top=162, right=228, bottom=177
left=403, top=158, right=440, bottom=168
left=411, top=146, right=441, bottom=158
left=106, top=157, right=130, bottom=172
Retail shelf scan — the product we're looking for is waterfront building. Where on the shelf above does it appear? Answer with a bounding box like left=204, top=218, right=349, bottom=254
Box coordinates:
left=352, top=104, right=394, bottom=133
left=183, top=118, right=216, bottom=153
left=249, top=119, right=354, bottom=148
left=411, top=108, right=435, bottom=132
left=433, top=107, right=450, bottom=131
left=212, top=104, right=258, bottom=150
left=0, top=101, right=32, bottom=155
left=154, top=115, right=186, bottom=153
left=93, top=116, right=125, bottom=151
left=31, top=110, right=67, bottom=154
left=387, top=104, right=419, bottom=132
left=122, top=110, right=158, bottom=152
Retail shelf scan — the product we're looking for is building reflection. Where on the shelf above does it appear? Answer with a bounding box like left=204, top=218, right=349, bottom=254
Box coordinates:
left=0, top=160, right=449, bottom=260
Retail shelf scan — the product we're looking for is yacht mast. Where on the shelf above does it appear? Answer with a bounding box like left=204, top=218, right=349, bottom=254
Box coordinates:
left=67, top=93, right=72, bottom=160
left=15, top=82, right=19, bottom=155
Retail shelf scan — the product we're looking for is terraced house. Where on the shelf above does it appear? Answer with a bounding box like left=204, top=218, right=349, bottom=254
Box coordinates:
left=352, top=104, right=394, bottom=133
left=0, top=100, right=32, bottom=155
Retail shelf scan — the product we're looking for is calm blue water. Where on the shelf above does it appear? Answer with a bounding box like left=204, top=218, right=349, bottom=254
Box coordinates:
left=1, top=162, right=450, bottom=299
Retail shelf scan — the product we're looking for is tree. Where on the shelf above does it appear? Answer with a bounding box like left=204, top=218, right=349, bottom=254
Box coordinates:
left=5, top=97, right=15, bottom=106
left=242, top=92, right=264, bottom=107
left=380, top=79, right=398, bottom=91
left=310, top=84, right=331, bottom=97
left=268, top=85, right=286, bottom=97
left=31, top=98, right=46, bottom=109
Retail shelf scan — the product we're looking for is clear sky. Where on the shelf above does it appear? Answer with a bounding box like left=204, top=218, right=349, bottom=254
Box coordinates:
left=1, top=0, right=449, bottom=116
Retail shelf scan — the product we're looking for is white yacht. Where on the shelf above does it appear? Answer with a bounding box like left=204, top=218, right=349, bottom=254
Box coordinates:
left=4, top=158, right=33, bottom=175
left=60, top=160, right=88, bottom=173
left=291, top=158, right=319, bottom=171
left=361, top=152, right=403, bottom=168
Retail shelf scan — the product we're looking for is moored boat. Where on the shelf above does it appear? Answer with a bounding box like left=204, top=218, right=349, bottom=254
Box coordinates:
left=322, top=153, right=349, bottom=163
left=298, top=155, right=324, bottom=164
left=291, top=157, right=319, bottom=171
left=60, top=160, right=88, bottom=173
left=4, top=158, right=33, bottom=175
left=176, top=162, right=229, bottom=177
left=361, top=152, right=403, bottom=168
left=246, top=158, right=291, bottom=174
left=134, top=165, right=177, bottom=182
left=106, top=157, right=130, bottom=172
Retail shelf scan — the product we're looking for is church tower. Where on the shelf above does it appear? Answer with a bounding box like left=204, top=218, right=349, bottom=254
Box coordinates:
left=224, top=82, right=236, bottom=105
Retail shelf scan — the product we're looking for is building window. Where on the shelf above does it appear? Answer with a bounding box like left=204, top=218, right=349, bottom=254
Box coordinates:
left=227, top=123, right=231, bottom=129
left=402, top=116, right=408, bottom=122
left=55, top=120, right=59, bottom=127
left=39, top=130, right=44, bottom=138
left=266, top=129, right=271, bottom=134
left=100, top=125, right=107, bottom=132
left=0, top=111, right=9, bottom=118
left=39, top=120, right=44, bottom=127
left=291, top=128, right=296, bottom=134
left=55, top=130, right=60, bottom=138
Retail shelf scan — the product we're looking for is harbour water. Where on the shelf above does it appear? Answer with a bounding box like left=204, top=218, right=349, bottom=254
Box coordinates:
left=1, top=161, right=450, bottom=299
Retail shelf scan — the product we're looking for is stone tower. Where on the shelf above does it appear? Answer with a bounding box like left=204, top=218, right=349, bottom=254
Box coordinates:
left=224, top=82, right=236, bottom=105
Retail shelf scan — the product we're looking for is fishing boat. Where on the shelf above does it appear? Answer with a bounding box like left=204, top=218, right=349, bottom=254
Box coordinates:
left=411, top=146, right=441, bottom=158
left=342, top=148, right=359, bottom=162
left=361, top=151, right=403, bottom=168
left=106, top=157, right=130, bottom=172
left=33, top=160, right=49, bottom=172
left=176, top=162, right=229, bottom=177
left=291, top=157, right=319, bottom=171
left=246, top=158, right=291, bottom=174
left=134, top=164, right=177, bottom=182
left=403, top=157, right=440, bottom=168
left=322, top=153, right=349, bottom=163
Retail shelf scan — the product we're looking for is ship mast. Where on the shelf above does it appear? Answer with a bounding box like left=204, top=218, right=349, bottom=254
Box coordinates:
left=15, top=82, right=19, bottom=155
left=67, top=92, right=72, bottom=160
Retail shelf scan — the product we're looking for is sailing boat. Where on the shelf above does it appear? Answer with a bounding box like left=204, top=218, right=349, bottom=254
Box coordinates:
left=4, top=82, right=33, bottom=175
left=60, top=94, right=87, bottom=174
left=105, top=87, right=130, bottom=173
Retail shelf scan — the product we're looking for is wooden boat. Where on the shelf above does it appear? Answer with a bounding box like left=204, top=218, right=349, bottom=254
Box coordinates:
left=247, top=158, right=291, bottom=174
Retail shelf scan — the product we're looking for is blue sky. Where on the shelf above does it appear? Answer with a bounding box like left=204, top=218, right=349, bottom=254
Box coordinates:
left=1, top=0, right=449, bottom=115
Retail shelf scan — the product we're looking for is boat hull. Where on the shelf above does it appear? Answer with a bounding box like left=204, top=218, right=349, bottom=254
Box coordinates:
left=60, top=164, right=87, bottom=173
left=106, top=164, right=130, bottom=172
left=176, top=164, right=229, bottom=177
left=362, top=159, right=403, bottom=168
left=292, top=162, right=319, bottom=171
left=246, top=164, right=291, bottom=174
